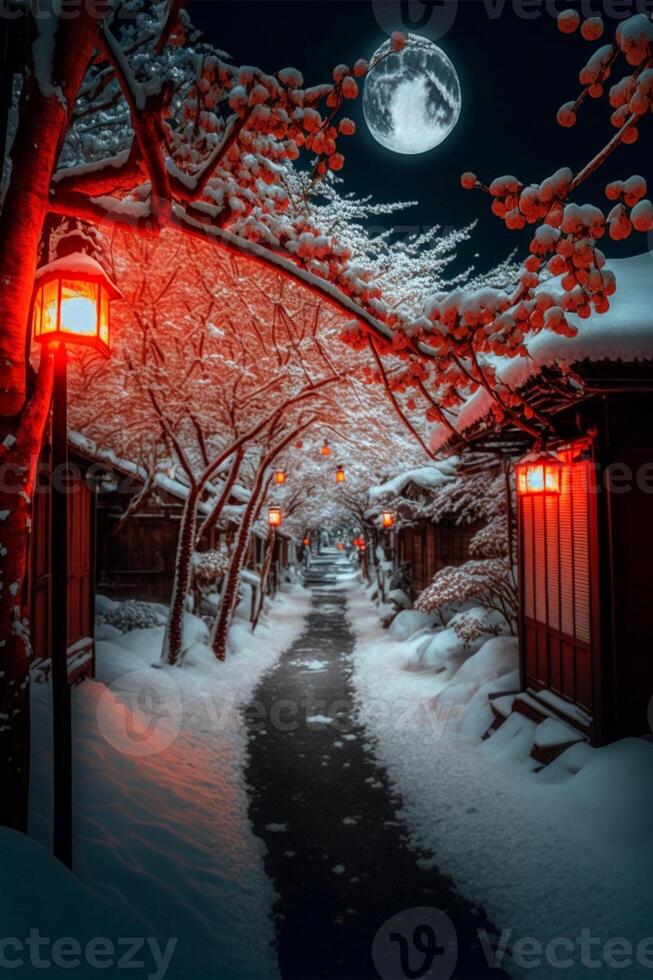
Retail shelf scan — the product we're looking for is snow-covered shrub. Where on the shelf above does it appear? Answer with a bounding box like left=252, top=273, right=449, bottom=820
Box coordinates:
left=449, top=607, right=506, bottom=647
left=192, top=550, right=230, bottom=588
left=414, top=558, right=517, bottom=633
left=102, top=600, right=163, bottom=633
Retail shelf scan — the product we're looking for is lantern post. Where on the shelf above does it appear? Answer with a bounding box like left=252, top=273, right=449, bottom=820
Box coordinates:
left=33, top=252, right=120, bottom=869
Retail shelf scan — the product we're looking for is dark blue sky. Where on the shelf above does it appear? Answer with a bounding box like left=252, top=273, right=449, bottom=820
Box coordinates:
left=188, top=0, right=650, bottom=275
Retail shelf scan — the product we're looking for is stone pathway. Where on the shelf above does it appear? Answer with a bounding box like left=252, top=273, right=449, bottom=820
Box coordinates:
left=243, top=555, right=506, bottom=980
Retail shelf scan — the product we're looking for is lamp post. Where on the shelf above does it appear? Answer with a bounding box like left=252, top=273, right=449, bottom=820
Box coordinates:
left=33, top=252, right=120, bottom=868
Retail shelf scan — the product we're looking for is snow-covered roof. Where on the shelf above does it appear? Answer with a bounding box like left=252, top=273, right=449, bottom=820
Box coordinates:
left=68, top=431, right=248, bottom=519
left=35, top=251, right=122, bottom=299
left=430, top=252, right=653, bottom=452
left=368, top=460, right=458, bottom=502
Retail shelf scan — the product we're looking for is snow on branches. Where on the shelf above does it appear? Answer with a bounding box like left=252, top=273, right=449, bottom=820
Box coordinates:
left=414, top=558, right=517, bottom=634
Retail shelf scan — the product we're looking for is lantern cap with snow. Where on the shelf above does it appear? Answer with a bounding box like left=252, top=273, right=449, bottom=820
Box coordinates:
left=381, top=510, right=395, bottom=528
left=268, top=506, right=283, bottom=527
left=32, top=252, right=122, bottom=357
left=335, top=465, right=346, bottom=484
left=516, top=450, right=562, bottom=495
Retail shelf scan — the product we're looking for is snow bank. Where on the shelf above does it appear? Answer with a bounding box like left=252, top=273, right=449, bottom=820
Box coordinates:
left=26, top=586, right=312, bottom=980
left=388, top=608, right=436, bottom=640
left=348, top=583, right=653, bottom=980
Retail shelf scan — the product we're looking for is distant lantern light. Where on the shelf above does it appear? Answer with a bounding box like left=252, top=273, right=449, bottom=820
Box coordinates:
left=268, top=506, right=283, bottom=527
left=381, top=511, right=395, bottom=529
left=321, top=439, right=331, bottom=457
left=275, top=469, right=286, bottom=485
left=336, top=466, right=346, bottom=484
left=303, top=536, right=310, bottom=546
left=516, top=451, right=562, bottom=495
left=32, top=252, right=121, bottom=356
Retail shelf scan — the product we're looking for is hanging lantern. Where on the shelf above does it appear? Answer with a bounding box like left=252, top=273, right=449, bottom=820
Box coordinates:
left=32, top=252, right=121, bottom=357
left=516, top=451, right=562, bottom=495
left=274, top=468, right=286, bottom=485
left=303, top=536, right=310, bottom=546
left=335, top=465, right=346, bottom=484
left=381, top=511, right=395, bottom=529
left=268, top=506, right=283, bottom=527
left=320, top=439, right=331, bottom=457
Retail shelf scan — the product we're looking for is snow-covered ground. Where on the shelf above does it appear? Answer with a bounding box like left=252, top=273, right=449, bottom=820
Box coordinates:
left=348, top=584, right=653, bottom=980
left=7, top=586, right=312, bottom=980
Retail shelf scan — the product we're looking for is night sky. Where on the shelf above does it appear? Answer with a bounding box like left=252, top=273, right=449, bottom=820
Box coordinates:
left=188, top=0, right=650, bottom=276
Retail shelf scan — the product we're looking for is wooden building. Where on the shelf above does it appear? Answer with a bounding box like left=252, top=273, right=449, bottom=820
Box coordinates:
left=372, top=469, right=485, bottom=599
left=430, top=253, right=653, bottom=746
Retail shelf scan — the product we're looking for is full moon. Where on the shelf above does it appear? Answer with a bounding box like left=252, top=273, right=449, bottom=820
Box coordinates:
left=363, top=34, right=461, bottom=155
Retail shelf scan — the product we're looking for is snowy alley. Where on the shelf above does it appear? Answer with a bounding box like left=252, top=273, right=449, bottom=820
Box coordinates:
left=3, top=3, right=653, bottom=979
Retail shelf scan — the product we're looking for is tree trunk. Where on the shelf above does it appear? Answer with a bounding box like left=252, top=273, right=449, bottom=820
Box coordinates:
left=251, top=527, right=275, bottom=633
left=0, top=356, right=53, bottom=830
left=162, top=487, right=200, bottom=666
left=0, top=13, right=103, bottom=832
left=211, top=480, right=264, bottom=660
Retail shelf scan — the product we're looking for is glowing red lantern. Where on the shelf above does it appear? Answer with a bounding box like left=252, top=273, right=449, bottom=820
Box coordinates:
left=303, top=536, right=310, bottom=546
left=32, top=252, right=121, bottom=356
left=268, top=506, right=283, bottom=527
left=516, top=451, right=562, bottom=495
left=321, top=439, right=331, bottom=457
left=275, top=469, right=286, bottom=485
left=381, top=511, right=395, bottom=529
left=335, top=466, right=346, bottom=484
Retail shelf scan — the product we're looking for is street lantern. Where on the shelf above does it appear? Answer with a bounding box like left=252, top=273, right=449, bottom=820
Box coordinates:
left=32, top=252, right=121, bottom=356
left=268, top=506, right=283, bottom=527
left=32, top=250, right=120, bottom=870
left=320, top=439, right=331, bottom=457
left=381, top=511, right=395, bottom=529
left=516, top=451, right=562, bottom=495
left=335, top=465, right=346, bottom=484
left=274, top=468, right=286, bottom=485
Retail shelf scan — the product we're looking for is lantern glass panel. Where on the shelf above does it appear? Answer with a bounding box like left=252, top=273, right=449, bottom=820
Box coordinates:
left=517, top=459, right=561, bottom=495
left=39, top=279, right=59, bottom=339
left=99, top=285, right=109, bottom=349
left=60, top=278, right=99, bottom=339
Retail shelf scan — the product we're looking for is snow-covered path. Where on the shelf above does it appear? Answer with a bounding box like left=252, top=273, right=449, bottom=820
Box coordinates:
left=243, top=560, right=505, bottom=980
